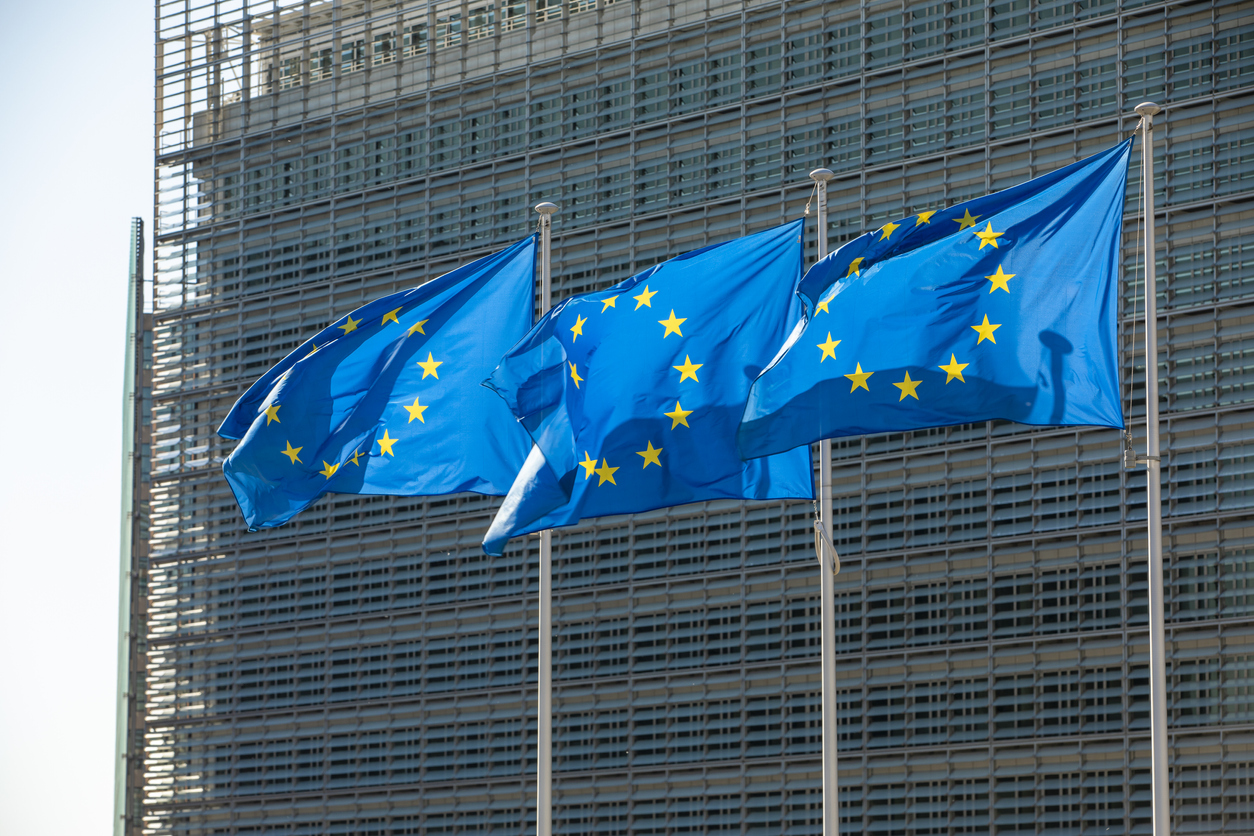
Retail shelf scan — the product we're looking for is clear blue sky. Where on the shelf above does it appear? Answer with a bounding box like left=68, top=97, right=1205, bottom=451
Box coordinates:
left=0, top=2, right=153, bottom=833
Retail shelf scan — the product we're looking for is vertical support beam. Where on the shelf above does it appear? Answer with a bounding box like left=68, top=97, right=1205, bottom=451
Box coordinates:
left=534, top=201, right=559, bottom=836
left=241, top=14, right=253, bottom=107
left=1135, top=102, right=1170, bottom=836
left=113, top=218, right=145, bottom=836
left=809, top=167, right=838, bottom=836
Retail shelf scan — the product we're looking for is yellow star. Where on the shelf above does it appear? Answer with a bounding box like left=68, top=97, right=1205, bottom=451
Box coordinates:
left=377, top=429, right=398, bottom=456
left=974, top=222, right=1004, bottom=250
left=601, top=295, right=618, bottom=311
left=280, top=441, right=302, bottom=464
left=569, top=362, right=583, bottom=389
left=672, top=355, right=703, bottom=382
left=636, top=440, right=663, bottom=468
left=319, top=460, right=339, bottom=478
left=417, top=352, right=443, bottom=379
left=953, top=209, right=981, bottom=231
left=939, top=354, right=969, bottom=383
left=846, top=257, right=864, bottom=278
left=893, top=371, right=922, bottom=401
left=879, top=220, right=901, bottom=240
left=348, top=449, right=363, bottom=466
left=305, top=343, right=319, bottom=358
left=665, top=400, right=693, bottom=429
left=633, top=285, right=657, bottom=309
left=815, top=289, right=836, bottom=314
left=594, top=459, right=619, bottom=486
left=338, top=314, right=361, bottom=334
left=403, top=396, right=428, bottom=423
left=845, top=363, right=873, bottom=392
left=986, top=264, right=1015, bottom=293
left=658, top=309, right=686, bottom=338
left=570, top=314, right=587, bottom=341
left=817, top=333, right=841, bottom=362
left=971, top=314, right=1002, bottom=344
left=264, top=404, right=281, bottom=425
left=579, top=451, right=598, bottom=479
left=406, top=319, right=429, bottom=337
left=915, top=211, right=936, bottom=225
left=381, top=307, right=402, bottom=326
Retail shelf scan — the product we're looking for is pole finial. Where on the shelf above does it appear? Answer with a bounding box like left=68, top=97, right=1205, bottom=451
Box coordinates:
left=535, top=202, right=559, bottom=215
left=809, top=168, right=834, bottom=184
left=1134, top=102, right=1162, bottom=118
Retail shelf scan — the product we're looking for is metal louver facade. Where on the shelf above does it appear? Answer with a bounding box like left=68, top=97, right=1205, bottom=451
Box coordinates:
left=143, top=0, right=1254, bottom=832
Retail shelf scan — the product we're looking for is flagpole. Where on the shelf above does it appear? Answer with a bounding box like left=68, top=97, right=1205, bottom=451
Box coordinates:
left=534, top=201, right=558, bottom=836
left=1133, top=102, right=1171, bottom=836
left=809, top=167, right=839, bottom=836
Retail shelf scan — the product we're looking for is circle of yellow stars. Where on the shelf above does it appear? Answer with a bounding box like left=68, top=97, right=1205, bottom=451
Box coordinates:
left=268, top=297, right=449, bottom=479
left=809, top=204, right=1017, bottom=404
left=562, top=278, right=724, bottom=489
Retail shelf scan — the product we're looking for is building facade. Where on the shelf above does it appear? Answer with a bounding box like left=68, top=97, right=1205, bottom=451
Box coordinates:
left=139, top=0, right=1254, bottom=832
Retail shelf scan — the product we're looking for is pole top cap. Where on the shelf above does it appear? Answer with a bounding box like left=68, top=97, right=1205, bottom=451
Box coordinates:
left=809, top=168, right=834, bottom=183
left=535, top=202, right=560, bottom=215
left=1134, top=102, right=1162, bottom=117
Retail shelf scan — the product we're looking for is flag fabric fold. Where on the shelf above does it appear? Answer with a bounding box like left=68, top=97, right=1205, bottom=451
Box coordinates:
left=219, top=236, right=537, bottom=529
left=738, top=140, right=1133, bottom=460
left=483, top=221, right=815, bottom=556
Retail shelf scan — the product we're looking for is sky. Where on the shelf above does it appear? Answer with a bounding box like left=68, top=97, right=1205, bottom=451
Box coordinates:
left=0, top=2, right=154, bottom=833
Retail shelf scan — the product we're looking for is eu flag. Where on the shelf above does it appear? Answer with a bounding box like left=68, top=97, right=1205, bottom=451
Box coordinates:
left=219, top=236, right=537, bottom=529
left=482, top=222, right=815, bottom=555
left=738, top=141, right=1132, bottom=459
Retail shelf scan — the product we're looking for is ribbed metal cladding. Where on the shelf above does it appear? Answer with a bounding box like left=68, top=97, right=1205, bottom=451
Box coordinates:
left=144, top=0, right=1254, bottom=833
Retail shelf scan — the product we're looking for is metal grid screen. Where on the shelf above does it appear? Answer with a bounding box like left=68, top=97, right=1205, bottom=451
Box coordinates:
left=144, top=0, right=1254, bottom=833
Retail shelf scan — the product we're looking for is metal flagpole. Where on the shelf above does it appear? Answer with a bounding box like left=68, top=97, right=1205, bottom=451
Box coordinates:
left=808, top=167, right=840, bottom=836
left=1132, top=103, right=1171, bottom=836
left=534, top=201, right=558, bottom=836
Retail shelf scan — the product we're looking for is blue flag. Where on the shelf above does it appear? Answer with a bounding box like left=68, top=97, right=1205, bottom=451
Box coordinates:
left=738, top=141, right=1132, bottom=459
left=482, top=221, right=815, bottom=556
left=219, top=236, right=537, bottom=529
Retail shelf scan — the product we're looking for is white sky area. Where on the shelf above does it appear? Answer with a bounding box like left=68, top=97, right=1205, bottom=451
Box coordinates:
left=0, top=2, right=154, bottom=833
